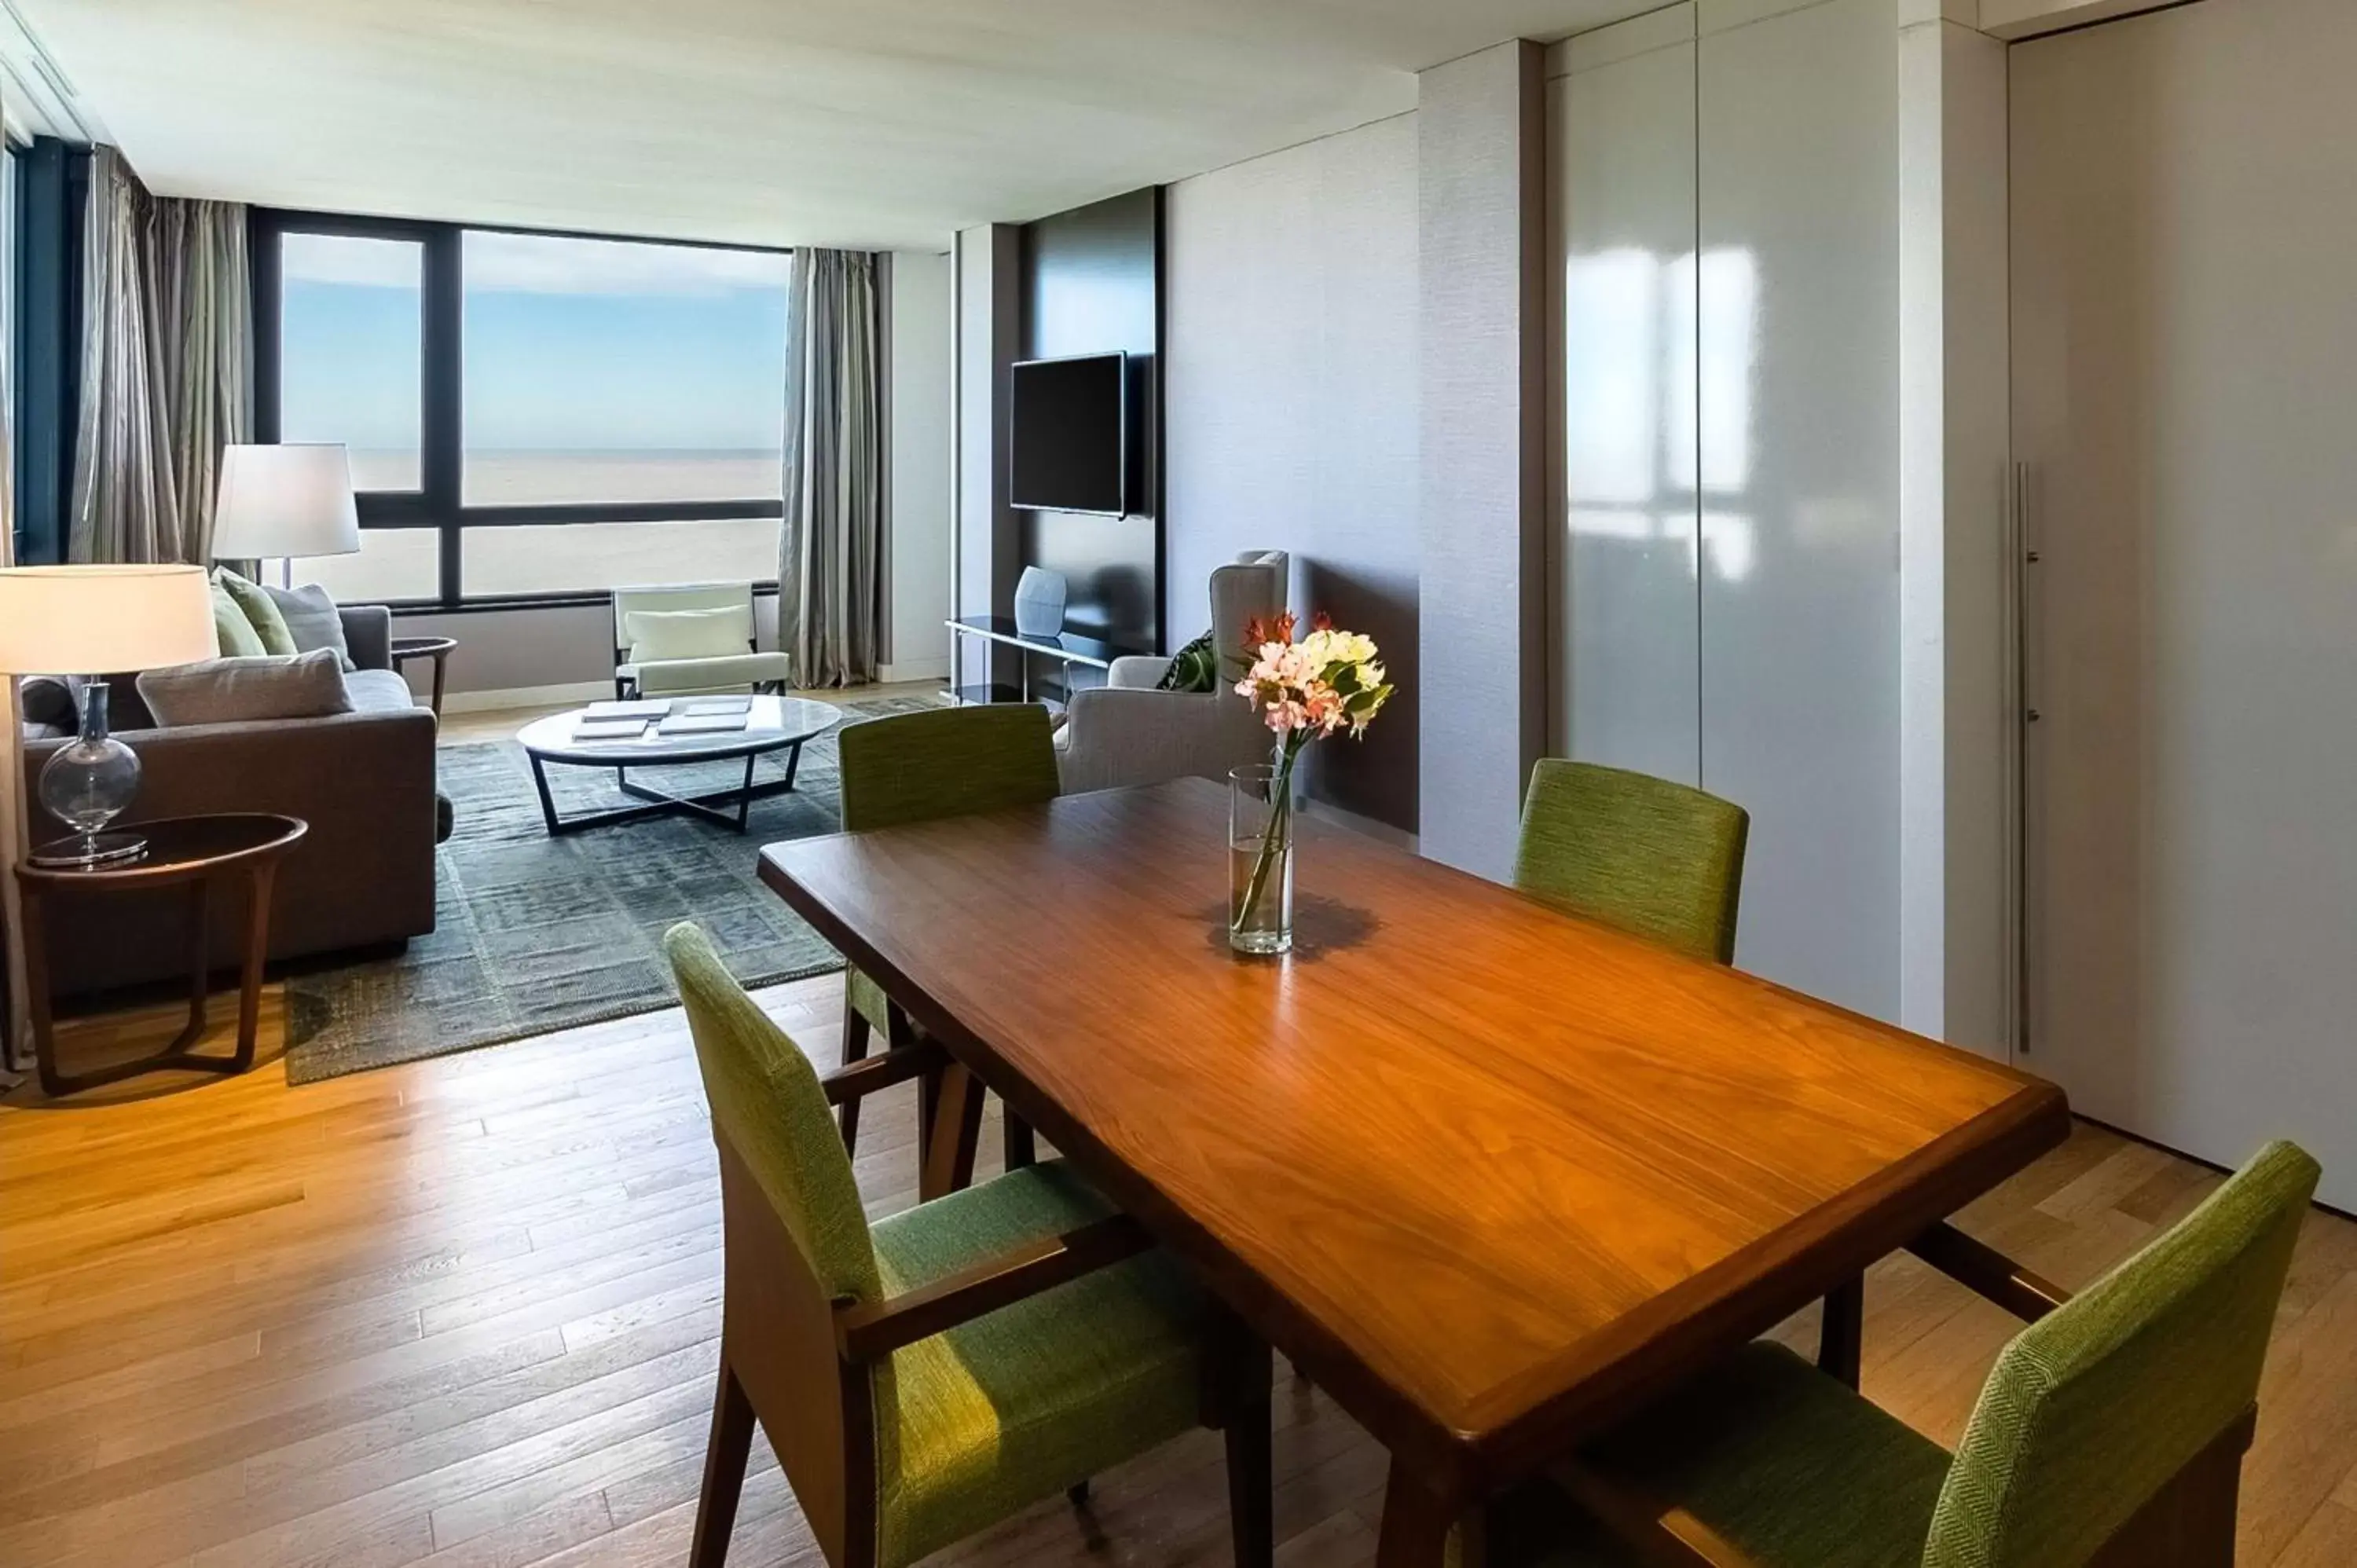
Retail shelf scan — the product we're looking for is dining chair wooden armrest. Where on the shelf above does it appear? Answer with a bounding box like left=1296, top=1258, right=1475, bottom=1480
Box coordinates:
left=1545, top=1459, right=1770, bottom=1568
left=820, top=1040, right=949, bottom=1106
left=1907, top=1221, right=2071, bottom=1323
left=833, top=1214, right=1154, bottom=1361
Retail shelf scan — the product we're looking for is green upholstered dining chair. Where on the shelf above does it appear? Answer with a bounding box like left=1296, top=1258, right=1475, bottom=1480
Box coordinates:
left=1512, top=760, right=1750, bottom=965
left=834, top=702, right=1062, bottom=1171
left=1479, top=1138, right=2320, bottom=1568
left=665, top=923, right=1271, bottom=1568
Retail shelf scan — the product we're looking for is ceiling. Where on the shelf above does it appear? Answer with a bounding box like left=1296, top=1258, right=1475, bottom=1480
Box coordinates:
left=15, top=0, right=1655, bottom=253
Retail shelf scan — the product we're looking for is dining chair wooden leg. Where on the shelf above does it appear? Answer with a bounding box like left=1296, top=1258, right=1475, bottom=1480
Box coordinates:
left=1376, top=1460, right=1469, bottom=1568
left=1224, top=1339, right=1274, bottom=1568
left=921, top=1063, right=985, bottom=1200
left=1818, top=1276, right=1864, bottom=1390
left=1005, top=1105, right=1037, bottom=1170
left=838, top=991, right=873, bottom=1156
left=689, top=1354, right=756, bottom=1568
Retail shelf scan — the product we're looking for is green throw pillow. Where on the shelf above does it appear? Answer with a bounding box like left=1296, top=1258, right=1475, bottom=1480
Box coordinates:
left=213, top=568, right=299, bottom=656
left=211, top=581, right=268, bottom=658
left=1157, top=630, right=1220, bottom=694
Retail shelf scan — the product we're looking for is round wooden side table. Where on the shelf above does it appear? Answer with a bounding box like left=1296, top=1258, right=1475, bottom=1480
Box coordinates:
left=14, top=814, right=308, bottom=1097
left=390, top=634, right=459, bottom=717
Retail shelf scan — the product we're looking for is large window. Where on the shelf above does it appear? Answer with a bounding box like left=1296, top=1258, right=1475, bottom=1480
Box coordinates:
left=256, top=212, right=790, bottom=607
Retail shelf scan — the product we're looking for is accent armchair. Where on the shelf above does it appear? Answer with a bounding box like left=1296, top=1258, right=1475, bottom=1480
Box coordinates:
left=613, top=582, right=792, bottom=698
left=663, top=923, right=1271, bottom=1568
left=1054, top=549, right=1287, bottom=794
left=1483, top=1138, right=2319, bottom=1568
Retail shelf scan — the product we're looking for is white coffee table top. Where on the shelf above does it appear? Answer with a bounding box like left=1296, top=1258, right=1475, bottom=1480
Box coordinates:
left=518, top=695, right=842, bottom=766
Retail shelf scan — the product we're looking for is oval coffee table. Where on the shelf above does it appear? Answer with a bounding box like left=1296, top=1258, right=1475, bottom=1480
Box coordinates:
left=517, top=695, right=842, bottom=837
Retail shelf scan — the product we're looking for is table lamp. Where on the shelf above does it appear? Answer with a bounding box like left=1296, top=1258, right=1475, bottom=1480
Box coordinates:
left=0, top=564, right=218, bottom=866
left=211, top=443, right=361, bottom=587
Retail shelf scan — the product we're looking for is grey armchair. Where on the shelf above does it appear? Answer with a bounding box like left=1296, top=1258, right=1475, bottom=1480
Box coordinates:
left=1054, top=549, right=1287, bottom=794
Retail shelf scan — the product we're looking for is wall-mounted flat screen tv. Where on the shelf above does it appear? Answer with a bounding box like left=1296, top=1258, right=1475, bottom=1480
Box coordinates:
left=1010, top=352, right=1127, bottom=516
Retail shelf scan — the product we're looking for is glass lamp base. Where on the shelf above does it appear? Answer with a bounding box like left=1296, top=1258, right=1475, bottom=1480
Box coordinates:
left=27, top=830, right=149, bottom=869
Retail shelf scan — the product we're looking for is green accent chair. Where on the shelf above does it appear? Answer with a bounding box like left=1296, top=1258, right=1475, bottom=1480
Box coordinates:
left=1512, top=760, right=1750, bottom=965
left=835, top=703, right=1061, bottom=1171
left=665, top=922, right=1271, bottom=1568
left=1481, top=1138, right=2320, bottom=1568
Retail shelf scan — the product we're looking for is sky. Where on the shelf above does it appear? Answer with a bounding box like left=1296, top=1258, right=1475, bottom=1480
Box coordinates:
left=279, top=230, right=792, bottom=456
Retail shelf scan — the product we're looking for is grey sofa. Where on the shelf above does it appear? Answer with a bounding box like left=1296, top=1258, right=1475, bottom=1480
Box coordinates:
left=1054, top=550, right=1288, bottom=794
left=18, top=605, right=442, bottom=999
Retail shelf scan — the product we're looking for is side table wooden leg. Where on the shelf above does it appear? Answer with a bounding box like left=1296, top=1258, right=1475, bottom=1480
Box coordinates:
left=18, top=886, right=64, bottom=1099
left=233, top=863, right=278, bottom=1071
left=429, top=653, right=449, bottom=719
left=176, top=877, right=212, bottom=1054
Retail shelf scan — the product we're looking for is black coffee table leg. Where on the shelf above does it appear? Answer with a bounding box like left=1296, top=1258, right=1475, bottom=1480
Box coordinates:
left=530, top=753, right=565, bottom=837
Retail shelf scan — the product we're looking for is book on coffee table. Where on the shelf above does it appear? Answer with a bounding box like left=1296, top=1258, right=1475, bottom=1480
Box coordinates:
left=574, top=716, right=652, bottom=741
left=657, top=712, right=753, bottom=736
left=675, top=695, right=755, bottom=716
left=584, top=699, right=671, bottom=720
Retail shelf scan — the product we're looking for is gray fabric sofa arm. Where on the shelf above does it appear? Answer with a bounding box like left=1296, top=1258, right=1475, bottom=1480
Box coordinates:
left=1107, top=656, right=1173, bottom=691
left=339, top=604, right=394, bottom=671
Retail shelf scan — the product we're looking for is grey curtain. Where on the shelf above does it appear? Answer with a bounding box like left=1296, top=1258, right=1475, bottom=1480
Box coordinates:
left=69, top=147, right=250, bottom=566
left=779, top=247, right=884, bottom=687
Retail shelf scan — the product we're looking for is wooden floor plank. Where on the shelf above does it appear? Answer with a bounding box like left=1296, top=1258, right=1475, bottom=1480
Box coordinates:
left=5, top=969, right=2355, bottom=1566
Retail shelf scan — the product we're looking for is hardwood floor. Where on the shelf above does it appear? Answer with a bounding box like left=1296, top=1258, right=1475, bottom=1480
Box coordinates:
left=4, top=976, right=2357, bottom=1566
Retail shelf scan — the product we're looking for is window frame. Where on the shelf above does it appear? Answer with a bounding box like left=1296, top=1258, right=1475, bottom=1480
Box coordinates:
left=251, top=207, right=790, bottom=612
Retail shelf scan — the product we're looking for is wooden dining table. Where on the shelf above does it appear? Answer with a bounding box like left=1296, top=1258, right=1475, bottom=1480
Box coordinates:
left=757, top=778, right=2069, bottom=1566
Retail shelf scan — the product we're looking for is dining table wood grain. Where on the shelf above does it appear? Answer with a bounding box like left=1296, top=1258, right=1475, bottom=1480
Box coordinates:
left=757, top=778, right=2070, bottom=1564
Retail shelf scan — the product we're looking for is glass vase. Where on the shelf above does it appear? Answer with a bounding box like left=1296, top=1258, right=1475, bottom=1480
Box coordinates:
left=34, top=680, right=146, bottom=867
left=1229, top=762, right=1295, bottom=955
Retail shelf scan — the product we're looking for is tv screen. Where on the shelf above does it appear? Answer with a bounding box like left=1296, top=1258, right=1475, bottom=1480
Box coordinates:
left=1010, top=353, right=1126, bottom=515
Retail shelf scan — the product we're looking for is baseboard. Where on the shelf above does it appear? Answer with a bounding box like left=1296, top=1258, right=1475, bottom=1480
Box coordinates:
left=436, top=680, right=614, bottom=715
left=1301, top=795, right=1419, bottom=854
left=879, top=658, right=951, bottom=683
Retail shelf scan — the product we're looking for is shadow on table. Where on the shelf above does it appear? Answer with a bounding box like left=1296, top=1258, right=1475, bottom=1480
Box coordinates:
left=1197, top=894, right=1380, bottom=963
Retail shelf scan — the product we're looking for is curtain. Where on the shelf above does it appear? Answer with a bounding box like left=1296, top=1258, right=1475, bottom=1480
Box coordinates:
left=68, top=147, right=249, bottom=566
left=778, top=247, right=884, bottom=687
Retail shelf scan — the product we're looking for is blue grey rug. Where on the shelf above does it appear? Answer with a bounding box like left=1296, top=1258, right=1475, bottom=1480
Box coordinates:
left=284, top=693, right=940, bottom=1083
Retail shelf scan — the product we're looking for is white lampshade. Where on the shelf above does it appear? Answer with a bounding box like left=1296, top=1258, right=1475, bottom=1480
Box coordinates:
left=0, top=564, right=220, bottom=675
left=211, top=443, right=361, bottom=561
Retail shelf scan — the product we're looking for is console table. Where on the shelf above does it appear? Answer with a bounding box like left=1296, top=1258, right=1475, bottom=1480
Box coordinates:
left=943, top=616, right=1150, bottom=709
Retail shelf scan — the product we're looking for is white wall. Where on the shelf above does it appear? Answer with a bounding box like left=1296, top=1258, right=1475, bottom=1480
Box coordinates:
left=1163, top=113, right=1422, bottom=830
left=885, top=249, right=952, bottom=683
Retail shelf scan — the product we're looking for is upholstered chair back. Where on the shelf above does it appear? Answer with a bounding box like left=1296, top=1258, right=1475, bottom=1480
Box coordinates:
left=1923, top=1138, right=2320, bottom=1568
left=838, top=703, right=1061, bottom=833
left=1512, top=759, right=1750, bottom=964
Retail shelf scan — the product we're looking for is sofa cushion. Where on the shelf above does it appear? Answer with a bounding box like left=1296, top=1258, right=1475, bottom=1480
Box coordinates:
left=262, top=581, right=356, bottom=670
left=624, top=604, right=752, bottom=661
left=343, top=668, right=419, bottom=714
left=212, top=582, right=268, bottom=658
left=214, top=569, right=299, bottom=656
left=137, top=649, right=354, bottom=727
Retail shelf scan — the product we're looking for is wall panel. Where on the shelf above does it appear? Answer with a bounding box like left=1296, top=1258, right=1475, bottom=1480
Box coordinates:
left=1695, top=0, right=1901, bottom=1019
left=1549, top=11, right=1700, bottom=786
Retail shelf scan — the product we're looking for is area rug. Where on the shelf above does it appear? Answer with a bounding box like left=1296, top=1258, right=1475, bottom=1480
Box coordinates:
left=283, top=693, right=942, bottom=1083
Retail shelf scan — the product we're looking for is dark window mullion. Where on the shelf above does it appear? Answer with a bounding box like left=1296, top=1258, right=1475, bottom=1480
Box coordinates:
left=424, top=226, right=464, bottom=608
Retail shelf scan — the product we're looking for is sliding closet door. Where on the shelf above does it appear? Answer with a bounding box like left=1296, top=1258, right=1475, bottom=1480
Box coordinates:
left=2014, top=0, right=2357, bottom=1208
left=1549, top=8, right=1700, bottom=786
left=1697, top=0, right=1901, bottom=1018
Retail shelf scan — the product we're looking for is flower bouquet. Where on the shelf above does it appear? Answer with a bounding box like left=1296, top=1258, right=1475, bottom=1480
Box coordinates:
left=1228, top=612, right=1395, bottom=953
